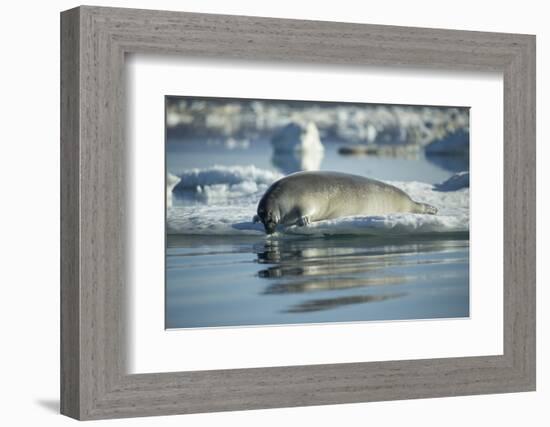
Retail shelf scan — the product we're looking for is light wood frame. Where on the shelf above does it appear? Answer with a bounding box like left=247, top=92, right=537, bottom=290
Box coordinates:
left=60, top=5, right=536, bottom=420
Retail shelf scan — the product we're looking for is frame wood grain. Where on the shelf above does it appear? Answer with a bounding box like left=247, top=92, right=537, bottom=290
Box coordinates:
left=60, top=5, right=536, bottom=420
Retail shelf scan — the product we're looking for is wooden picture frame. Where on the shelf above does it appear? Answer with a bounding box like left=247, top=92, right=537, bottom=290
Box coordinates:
left=60, top=5, right=536, bottom=420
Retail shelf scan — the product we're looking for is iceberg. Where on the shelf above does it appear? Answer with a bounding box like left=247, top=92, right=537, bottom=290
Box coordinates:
left=271, top=121, right=324, bottom=153
left=434, top=171, right=469, bottom=192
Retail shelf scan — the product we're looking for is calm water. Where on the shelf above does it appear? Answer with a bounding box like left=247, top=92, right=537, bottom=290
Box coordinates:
left=166, top=138, right=469, bottom=328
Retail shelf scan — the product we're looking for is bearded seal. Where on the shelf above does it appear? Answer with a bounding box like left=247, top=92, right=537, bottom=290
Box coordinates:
left=254, top=171, right=437, bottom=234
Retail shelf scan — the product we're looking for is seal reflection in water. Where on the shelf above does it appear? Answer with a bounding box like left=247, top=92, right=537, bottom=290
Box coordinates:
left=254, top=171, right=438, bottom=234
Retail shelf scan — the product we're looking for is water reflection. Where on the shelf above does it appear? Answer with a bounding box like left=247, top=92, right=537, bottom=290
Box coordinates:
left=166, top=234, right=469, bottom=327
left=255, top=236, right=468, bottom=314
left=262, top=276, right=409, bottom=295
left=425, top=153, right=469, bottom=173
left=271, top=149, right=324, bottom=174
left=285, top=293, right=407, bottom=313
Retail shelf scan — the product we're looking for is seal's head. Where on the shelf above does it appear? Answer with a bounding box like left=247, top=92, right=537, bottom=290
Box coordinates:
left=255, top=196, right=280, bottom=235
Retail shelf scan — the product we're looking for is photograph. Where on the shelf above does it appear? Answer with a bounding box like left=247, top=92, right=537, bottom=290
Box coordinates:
left=165, top=96, right=470, bottom=329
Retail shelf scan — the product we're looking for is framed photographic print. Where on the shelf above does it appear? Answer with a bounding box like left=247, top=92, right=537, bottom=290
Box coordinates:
left=61, top=6, right=536, bottom=420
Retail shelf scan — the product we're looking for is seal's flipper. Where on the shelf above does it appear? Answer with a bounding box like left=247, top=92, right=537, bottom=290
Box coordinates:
left=252, top=214, right=260, bottom=223
left=298, top=216, right=311, bottom=226
left=416, top=202, right=438, bottom=215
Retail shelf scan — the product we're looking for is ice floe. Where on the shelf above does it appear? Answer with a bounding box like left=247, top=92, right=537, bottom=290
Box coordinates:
left=167, top=167, right=469, bottom=237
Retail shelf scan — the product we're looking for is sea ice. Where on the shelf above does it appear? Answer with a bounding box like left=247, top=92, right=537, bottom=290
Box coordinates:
left=167, top=166, right=469, bottom=238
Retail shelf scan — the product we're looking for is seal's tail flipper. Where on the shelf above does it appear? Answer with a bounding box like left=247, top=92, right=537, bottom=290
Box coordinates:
left=417, top=202, right=438, bottom=215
